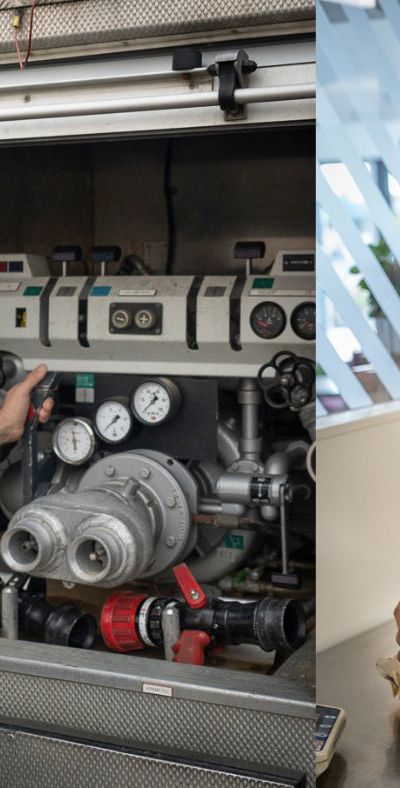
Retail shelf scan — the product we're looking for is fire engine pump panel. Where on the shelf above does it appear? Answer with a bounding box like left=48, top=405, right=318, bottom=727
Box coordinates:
left=0, top=236, right=315, bottom=655
left=0, top=16, right=315, bottom=784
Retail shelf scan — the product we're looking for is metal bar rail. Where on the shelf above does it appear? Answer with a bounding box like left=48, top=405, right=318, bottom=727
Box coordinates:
left=0, top=83, right=315, bottom=122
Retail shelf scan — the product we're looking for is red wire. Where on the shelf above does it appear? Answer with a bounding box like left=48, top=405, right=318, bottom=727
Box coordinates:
left=14, top=0, right=38, bottom=71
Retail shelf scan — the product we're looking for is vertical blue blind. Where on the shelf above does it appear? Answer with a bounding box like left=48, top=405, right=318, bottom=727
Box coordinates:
left=317, top=0, right=400, bottom=414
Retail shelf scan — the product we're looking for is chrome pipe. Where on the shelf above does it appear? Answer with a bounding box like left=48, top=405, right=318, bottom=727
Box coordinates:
left=0, top=83, right=315, bottom=123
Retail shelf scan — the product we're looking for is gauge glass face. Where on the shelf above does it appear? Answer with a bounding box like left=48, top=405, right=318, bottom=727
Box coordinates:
left=53, top=419, right=95, bottom=465
left=132, top=381, right=173, bottom=425
left=95, top=400, right=132, bottom=443
left=250, top=301, right=286, bottom=340
left=291, top=302, right=316, bottom=340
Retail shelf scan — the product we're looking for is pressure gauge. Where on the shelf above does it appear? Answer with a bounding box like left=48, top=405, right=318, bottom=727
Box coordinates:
left=291, top=302, right=316, bottom=341
left=250, top=301, right=286, bottom=340
left=95, top=398, right=134, bottom=444
left=52, top=417, right=97, bottom=466
left=130, top=378, right=182, bottom=426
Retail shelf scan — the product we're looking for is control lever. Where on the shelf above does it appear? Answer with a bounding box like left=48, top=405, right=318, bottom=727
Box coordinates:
left=22, top=371, right=59, bottom=505
left=270, top=484, right=300, bottom=590
left=234, top=241, right=265, bottom=277
left=257, top=352, right=315, bottom=410
left=52, top=246, right=82, bottom=277
left=172, top=630, right=211, bottom=666
left=171, top=563, right=210, bottom=665
left=91, top=246, right=121, bottom=277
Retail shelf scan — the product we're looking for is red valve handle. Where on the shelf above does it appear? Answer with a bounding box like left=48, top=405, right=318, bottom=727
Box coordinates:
left=172, top=630, right=211, bottom=665
left=173, top=563, right=208, bottom=609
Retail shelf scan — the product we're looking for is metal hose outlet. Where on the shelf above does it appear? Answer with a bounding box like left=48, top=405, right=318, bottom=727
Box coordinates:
left=67, top=525, right=126, bottom=585
left=1, top=518, right=57, bottom=574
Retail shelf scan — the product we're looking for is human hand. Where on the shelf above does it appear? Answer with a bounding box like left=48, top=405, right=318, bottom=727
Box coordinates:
left=394, top=601, right=400, bottom=658
left=0, top=364, right=54, bottom=445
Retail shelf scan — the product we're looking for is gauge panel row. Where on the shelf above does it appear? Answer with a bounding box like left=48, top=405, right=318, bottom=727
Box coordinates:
left=250, top=301, right=315, bottom=341
left=52, top=377, right=182, bottom=465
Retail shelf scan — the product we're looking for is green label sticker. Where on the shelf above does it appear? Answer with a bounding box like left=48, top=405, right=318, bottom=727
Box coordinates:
left=223, top=534, right=244, bottom=550
left=76, top=373, right=95, bottom=389
left=75, top=373, right=95, bottom=403
left=252, top=277, right=274, bottom=290
left=23, top=286, right=43, bottom=296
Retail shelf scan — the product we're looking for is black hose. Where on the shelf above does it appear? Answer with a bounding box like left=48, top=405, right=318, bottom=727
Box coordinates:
left=181, top=597, right=306, bottom=652
left=144, top=595, right=306, bottom=653
left=19, top=593, right=97, bottom=649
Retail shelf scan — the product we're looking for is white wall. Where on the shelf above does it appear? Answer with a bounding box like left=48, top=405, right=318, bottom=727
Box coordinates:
left=317, top=403, right=400, bottom=652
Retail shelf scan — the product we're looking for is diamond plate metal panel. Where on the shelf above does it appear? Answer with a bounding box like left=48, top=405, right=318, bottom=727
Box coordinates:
left=0, top=729, right=306, bottom=788
left=0, top=0, right=78, bottom=7
left=0, top=1, right=315, bottom=54
left=0, top=671, right=315, bottom=787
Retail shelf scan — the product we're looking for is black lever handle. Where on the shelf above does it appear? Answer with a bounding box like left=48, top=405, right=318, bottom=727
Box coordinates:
left=22, top=371, right=59, bottom=504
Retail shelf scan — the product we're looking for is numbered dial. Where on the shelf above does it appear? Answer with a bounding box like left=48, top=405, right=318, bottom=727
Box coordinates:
left=53, top=418, right=96, bottom=466
left=95, top=399, right=133, bottom=444
left=250, top=301, right=286, bottom=340
left=291, top=302, right=316, bottom=341
left=130, top=378, right=182, bottom=426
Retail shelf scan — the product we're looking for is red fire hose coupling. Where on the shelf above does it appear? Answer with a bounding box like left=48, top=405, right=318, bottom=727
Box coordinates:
left=101, top=591, right=147, bottom=652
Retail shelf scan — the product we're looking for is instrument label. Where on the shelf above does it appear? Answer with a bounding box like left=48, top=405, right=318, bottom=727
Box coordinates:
left=118, top=289, right=157, bottom=297
left=0, top=282, right=20, bottom=292
left=143, top=683, right=173, bottom=698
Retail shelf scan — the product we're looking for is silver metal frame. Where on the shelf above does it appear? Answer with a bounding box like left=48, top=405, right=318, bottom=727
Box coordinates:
left=0, top=639, right=315, bottom=786
left=0, top=38, right=315, bottom=142
left=0, top=20, right=316, bottom=785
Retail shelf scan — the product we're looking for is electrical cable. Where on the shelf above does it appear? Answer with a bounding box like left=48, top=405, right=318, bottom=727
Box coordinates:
left=14, top=26, right=23, bottom=69
left=163, top=139, right=176, bottom=275
left=13, top=0, right=38, bottom=71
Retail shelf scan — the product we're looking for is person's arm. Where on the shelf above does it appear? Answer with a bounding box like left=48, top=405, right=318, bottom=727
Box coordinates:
left=0, top=364, right=54, bottom=447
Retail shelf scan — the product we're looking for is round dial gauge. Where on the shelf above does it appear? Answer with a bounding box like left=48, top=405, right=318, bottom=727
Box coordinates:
left=130, top=378, right=181, bottom=426
left=291, top=302, right=316, bottom=341
left=95, top=398, right=133, bottom=444
left=53, top=418, right=96, bottom=466
left=250, top=301, right=286, bottom=340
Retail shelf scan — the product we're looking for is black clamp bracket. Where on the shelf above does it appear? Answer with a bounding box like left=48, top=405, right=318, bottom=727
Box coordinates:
left=208, top=49, right=257, bottom=120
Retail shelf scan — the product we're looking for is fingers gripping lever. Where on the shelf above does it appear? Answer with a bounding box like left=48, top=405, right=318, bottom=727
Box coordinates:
left=22, top=372, right=59, bottom=504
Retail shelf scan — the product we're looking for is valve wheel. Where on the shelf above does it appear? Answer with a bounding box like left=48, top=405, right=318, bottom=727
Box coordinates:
left=257, top=352, right=315, bottom=410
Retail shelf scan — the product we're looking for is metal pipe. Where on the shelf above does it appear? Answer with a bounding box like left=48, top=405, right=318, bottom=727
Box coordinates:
left=0, top=67, right=210, bottom=95
left=279, top=485, right=289, bottom=576
left=161, top=603, right=181, bottom=661
left=0, top=83, right=315, bottom=123
left=1, top=585, right=18, bottom=640
left=239, top=379, right=263, bottom=462
left=198, top=498, right=245, bottom=516
left=217, top=422, right=241, bottom=468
